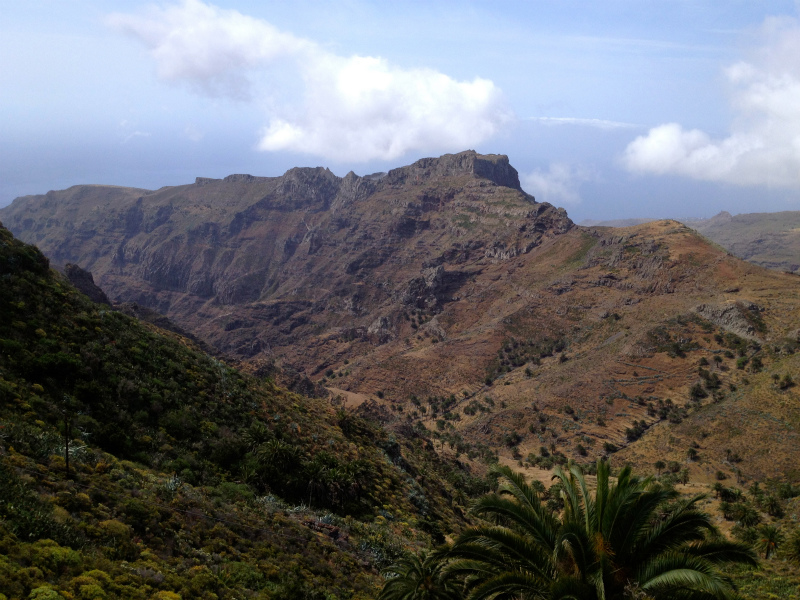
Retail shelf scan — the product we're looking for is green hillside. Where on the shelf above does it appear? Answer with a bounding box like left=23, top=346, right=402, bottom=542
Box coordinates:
left=0, top=223, right=482, bottom=599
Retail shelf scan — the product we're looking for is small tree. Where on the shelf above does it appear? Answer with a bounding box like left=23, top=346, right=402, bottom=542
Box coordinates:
left=378, top=551, right=460, bottom=600
left=712, top=482, right=724, bottom=498
left=756, top=524, right=784, bottom=559
left=678, top=468, right=690, bottom=484
left=785, top=528, right=800, bottom=565
left=764, top=495, right=784, bottom=518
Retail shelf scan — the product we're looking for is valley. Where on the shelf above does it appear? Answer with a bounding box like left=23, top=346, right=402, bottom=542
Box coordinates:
left=2, top=151, right=800, bottom=598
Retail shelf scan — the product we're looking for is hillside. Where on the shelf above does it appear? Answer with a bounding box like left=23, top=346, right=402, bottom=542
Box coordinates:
left=689, top=211, right=800, bottom=273
left=4, top=153, right=800, bottom=484
left=0, top=222, right=484, bottom=599
left=4, top=150, right=800, bottom=595
left=0, top=151, right=571, bottom=369
left=581, top=211, right=800, bottom=274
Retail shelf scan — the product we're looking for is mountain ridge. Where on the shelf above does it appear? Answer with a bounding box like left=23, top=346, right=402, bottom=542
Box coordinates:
left=0, top=150, right=571, bottom=368
left=582, top=211, right=800, bottom=274
left=4, top=153, right=800, bottom=489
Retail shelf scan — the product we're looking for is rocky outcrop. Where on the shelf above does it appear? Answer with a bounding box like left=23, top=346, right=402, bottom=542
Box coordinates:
left=63, top=264, right=111, bottom=305
left=384, top=151, right=523, bottom=190
left=695, top=302, right=764, bottom=341
left=367, top=316, right=393, bottom=344
left=402, top=266, right=445, bottom=309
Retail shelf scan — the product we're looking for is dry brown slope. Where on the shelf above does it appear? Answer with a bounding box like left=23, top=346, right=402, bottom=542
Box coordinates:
left=355, top=219, right=800, bottom=486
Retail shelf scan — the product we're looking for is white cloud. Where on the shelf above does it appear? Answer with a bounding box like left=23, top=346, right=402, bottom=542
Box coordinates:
left=527, top=117, right=637, bottom=130
left=108, top=0, right=312, bottom=100
left=108, top=0, right=510, bottom=162
left=623, top=16, right=800, bottom=188
left=521, top=163, right=590, bottom=206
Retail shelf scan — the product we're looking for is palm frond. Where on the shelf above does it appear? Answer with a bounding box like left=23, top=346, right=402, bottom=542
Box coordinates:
left=552, top=465, right=584, bottom=525
left=465, top=571, right=550, bottom=600
left=554, top=520, right=596, bottom=580
left=470, top=494, right=559, bottom=550
left=569, top=462, right=597, bottom=534
left=635, top=496, right=720, bottom=564
left=682, top=540, right=758, bottom=566
left=641, top=566, right=738, bottom=600
left=491, top=464, right=546, bottom=512
left=450, top=527, right=554, bottom=578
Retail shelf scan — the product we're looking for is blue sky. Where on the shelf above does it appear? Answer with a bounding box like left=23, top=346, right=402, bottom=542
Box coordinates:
left=2, top=1, right=799, bottom=222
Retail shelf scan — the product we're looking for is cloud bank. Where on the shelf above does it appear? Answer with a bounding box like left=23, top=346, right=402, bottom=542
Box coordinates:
left=624, top=16, right=800, bottom=188
left=108, top=0, right=510, bottom=162
left=521, top=164, right=590, bottom=206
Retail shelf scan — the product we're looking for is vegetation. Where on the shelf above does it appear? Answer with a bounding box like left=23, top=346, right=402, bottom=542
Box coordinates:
left=0, top=224, right=479, bottom=598
left=382, top=461, right=757, bottom=599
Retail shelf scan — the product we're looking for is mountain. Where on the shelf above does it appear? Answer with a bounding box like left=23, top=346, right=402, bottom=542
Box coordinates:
left=0, top=221, right=482, bottom=598
left=581, top=211, right=800, bottom=274
left=3, top=152, right=800, bottom=489
left=0, top=150, right=570, bottom=372
left=5, top=152, right=800, bottom=595
left=579, top=218, right=656, bottom=228
left=689, top=210, right=800, bottom=274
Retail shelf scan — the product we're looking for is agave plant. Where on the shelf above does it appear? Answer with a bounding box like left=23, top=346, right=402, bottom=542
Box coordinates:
left=442, top=460, right=757, bottom=600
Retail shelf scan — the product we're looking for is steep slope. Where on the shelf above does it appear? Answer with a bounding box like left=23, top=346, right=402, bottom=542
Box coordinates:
left=0, top=150, right=570, bottom=376
left=0, top=222, right=482, bottom=599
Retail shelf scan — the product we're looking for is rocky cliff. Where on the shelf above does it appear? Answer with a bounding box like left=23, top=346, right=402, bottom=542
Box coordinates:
left=1, top=150, right=571, bottom=366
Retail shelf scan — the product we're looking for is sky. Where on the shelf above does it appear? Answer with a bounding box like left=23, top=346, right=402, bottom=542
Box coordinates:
left=2, top=0, right=800, bottom=222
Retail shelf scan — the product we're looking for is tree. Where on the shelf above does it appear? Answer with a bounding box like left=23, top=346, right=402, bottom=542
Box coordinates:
left=379, top=551, right=461, bottom=600
left=785, top=528, right=800, bottom=564
left=439, top=461, right=756, bottom=600
left=58, top=394, right=78, bottom=478
left=712, top=482, right=724, bottom=498
left=764, top=495, right=784, bottom=518
left=755, top=524, right=783, bottom=559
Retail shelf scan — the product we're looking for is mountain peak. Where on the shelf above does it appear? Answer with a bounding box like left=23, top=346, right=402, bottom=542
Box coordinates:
left=385, top=150, right=522, bottom=190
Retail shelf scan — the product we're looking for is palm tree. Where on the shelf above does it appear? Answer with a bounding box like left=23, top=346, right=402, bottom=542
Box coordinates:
left=379, top=551, right=461, bottom=600
left=755, top=524, right=783, bottom=559
left=785, top=528, right=800, bottom=564
left=442, top=461, right=756, bottom=600
left=763, top=495, right=783, bottom=518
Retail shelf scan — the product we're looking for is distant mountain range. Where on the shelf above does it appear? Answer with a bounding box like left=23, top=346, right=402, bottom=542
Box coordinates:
left=581, top=211, right=800, bottom=273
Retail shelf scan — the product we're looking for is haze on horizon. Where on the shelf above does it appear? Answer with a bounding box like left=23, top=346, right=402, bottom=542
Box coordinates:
left=2, top=0, right=799, bottom=222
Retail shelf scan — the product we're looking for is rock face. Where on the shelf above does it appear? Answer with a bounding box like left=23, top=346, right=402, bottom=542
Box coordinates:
left=695, top=302, right=764, bottom=341
left=63, top=264, right=111, bottom=305
left=0, top=150, right=571, bottom=369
